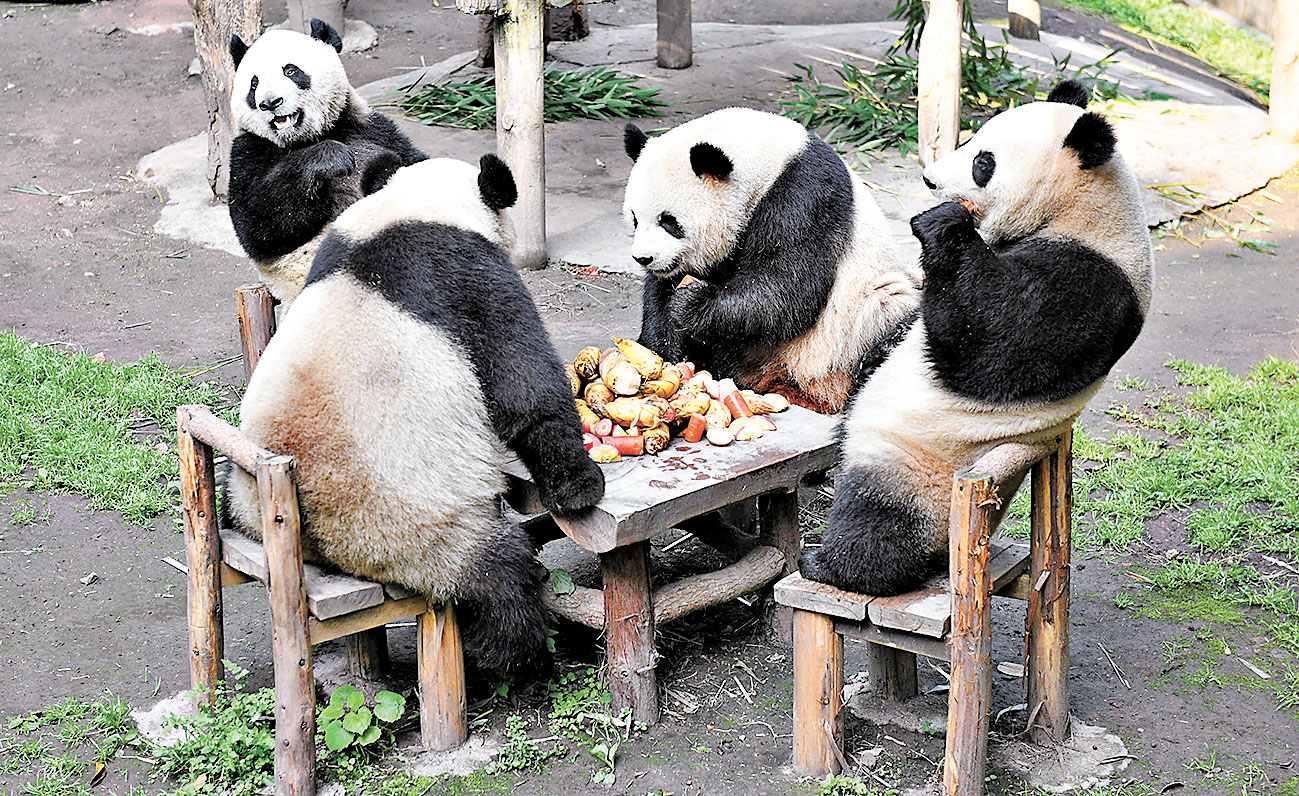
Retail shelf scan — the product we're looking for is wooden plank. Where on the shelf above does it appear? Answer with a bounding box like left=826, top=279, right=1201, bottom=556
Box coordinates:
left=178, top=413, right=225, bottom=703
left=774, top=572, right=873, bottom=621
left=870, top=589, right=950, bottom=638
left=1272, top=0, right=1299, bottom=143
left=419, top=603, right=468, bottom=750
left=235, top=284, right=277, bottom=383
left=916, top=0, right=962, bottom=166
left=494, top=0, right=547, bottom=270
left=999, top=571, right=1031, bottom=601
left=1027, top=431, right=1072, bottom=746
left=837, top=621, right=951, bottom=661
left=309, top=596, right=429, bottom=645
left=221, top=563, right=254, bottom=587
left=1007, top=0, right=1040, bottom=40
left=178, top=405, right=274, bottom=475
left=656, top=0, right=692, bottom=69
left=220, top=530, right=386, bottom=620
left=602, top=541, right=658, bottom=724
left=792, top=609, right=842, bottom=777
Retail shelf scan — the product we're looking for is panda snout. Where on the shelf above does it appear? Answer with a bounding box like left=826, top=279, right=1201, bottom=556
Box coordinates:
left=634, top=255, right=654, bottom=267
left=259, top=94, right=285, bottom=112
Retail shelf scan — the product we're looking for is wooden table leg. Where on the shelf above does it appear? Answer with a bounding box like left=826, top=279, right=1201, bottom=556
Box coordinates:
left=866, top=643, right=918, bottom=701
left=1028, top=431, right=1072, bottom=745
left=602, top=541, right=658, bottom=724
left=759, top=488, right=800, bottom=642
left=792, top=609, right=842, bottom=777
left=419, top=603, right=468, bottom=751
left=345, top=627, right=390, bottom=680
left=178, top=410, right=224, bottom=703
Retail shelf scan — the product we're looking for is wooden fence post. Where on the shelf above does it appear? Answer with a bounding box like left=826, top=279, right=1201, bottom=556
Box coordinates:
left=657, top=0, right=692, bottom=69
left=1027, top=431, right=1072, bottom=746
left=1272, top=0, right=1299, bottom=143
left=1008, top=0, right=1040, bottom=40
left=235, top=283, right=276, bottom=382
left=494, top=0, right=548, bottom=270
left=188, top=0, right=262, bottom=197
left=917, top=0, right=962, bottom=166
left=178, top=409, right=225, bottom=703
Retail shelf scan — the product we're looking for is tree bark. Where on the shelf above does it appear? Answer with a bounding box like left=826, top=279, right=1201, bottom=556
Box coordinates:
left=1272, top=0, right=1299, bottom=143
left=188, top=0, right=263, bottom=197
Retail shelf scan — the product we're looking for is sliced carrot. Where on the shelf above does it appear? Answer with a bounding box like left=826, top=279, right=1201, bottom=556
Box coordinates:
left=681, top=413, right=708, bottom=443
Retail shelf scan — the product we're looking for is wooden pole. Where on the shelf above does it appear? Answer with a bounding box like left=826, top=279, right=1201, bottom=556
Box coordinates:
left=917, top=0, right=963, bottom=166
left=1027, top=431, right=1072, bottom=746
left=943, top=471, right=995, bottom=796
left=758, top=489, right=800, bottom=641
left=1272, top=0, right=1299, bottom=143
left=494, top=0, right=548, bottom=270
left=345, top=628, right=390, bottom=680
left=418, top=603, right=468, bottom=750
left=1007, top=0, right=1040, bottom=40
left=187, top=0, right=262, bottom=197
left=178, top=409, right=225, bottom=704
left=866, top=643, right=918, bottom=701
left=236, top=283, right=277, bottom=382
left=656, top=0, right=692, bottom=69
left=602, top=541, right=659, bottom=724
left=792, top=609, right=842, bottom=777
left=257, top=456, right=316, bottom=796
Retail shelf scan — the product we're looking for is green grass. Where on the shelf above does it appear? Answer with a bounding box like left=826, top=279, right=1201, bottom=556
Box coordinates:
left=0, top=694, right=139, bottom=796
left=0, top=332, right=235, bottom=524
left=395, top=65, right=670, bottom=130
left=1054, top=0, right=1273, bottom=101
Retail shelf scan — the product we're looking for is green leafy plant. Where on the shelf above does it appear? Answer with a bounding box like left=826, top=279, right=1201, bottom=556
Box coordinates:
left=819, top=773, right=897, bottom=796
left=320, top=685, right=406, bottom=753
left=395, top=66, right=670, bottom=130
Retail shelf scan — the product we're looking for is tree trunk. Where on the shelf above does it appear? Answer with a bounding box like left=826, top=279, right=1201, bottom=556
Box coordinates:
left=189, top=0, right=263, bottom=198
left=1272, top=0, right=1299, bottom=143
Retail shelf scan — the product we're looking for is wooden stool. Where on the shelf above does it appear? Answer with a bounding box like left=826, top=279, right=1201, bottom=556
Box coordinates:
left=178, top=406, right=468, bottom=796
left=774, top=434, right=1073, bottom=796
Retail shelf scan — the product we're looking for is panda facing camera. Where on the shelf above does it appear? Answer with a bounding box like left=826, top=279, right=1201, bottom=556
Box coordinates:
left=801, top=79, right=1153, bottom=596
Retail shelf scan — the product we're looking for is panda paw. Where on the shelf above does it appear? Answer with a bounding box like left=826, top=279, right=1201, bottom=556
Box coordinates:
left=666, top=281, right=711, bottom=336
left=306, top=140, right=356, bottom=182
left=537, top=457, right=606, bottom=515
left=909, top=201, right=976, bottom=246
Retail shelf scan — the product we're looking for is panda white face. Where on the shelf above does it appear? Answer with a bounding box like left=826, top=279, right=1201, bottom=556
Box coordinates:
left=230, top=22, right=350, bottom=148
left=622, top=148, right=729, bottom=280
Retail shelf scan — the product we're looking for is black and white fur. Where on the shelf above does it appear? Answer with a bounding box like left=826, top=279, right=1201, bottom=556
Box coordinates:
left=623, top=108, right=921, bottom=414
left=227, top=20, right=425, bottom=304
left=801, top=80, right=1153, bottom=595
left=224, top=156, right=605, bottom=670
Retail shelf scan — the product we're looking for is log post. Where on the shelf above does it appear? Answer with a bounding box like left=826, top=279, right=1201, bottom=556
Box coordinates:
left=494, top=0, right=548, bottom=270
left=286, top=0, right=345, bottom=37
left=178, top=409, right=225, bottom=703
left=758, top=489, right=801, bottom=642
left=943, top=470, right=995, bottom=796
left=236, top=283, right=277, bottom=382
left=792, top=609, right=842, bottom=777
left=418, top=603, right=468, bottom=750
left=656, top=0, right=692, bottom=69
left=345, top=628, right=390, bottom=680
left=257, top=455, right=316, bottom=796
left=602, top=541, right=658, bottom=724
left=1008, top=0, right=1040, bottom=40
left=187, top=0, right=262, bottom=197
left=866, top=643, right=918, bottom=701
left=917, top=0, right=963, bottom=166
left=1272, top=0, right=1299, bottom=143
left=1027, top=431, right=1072, bottom=746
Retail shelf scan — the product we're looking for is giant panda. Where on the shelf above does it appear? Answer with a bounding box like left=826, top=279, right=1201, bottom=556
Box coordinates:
left=800, top=80, right=1153, bottom=596
left=227, top=20, right=425, bottom=304
left=224, top=155, right=606, bottom=670
left=622, top=108, right=922, bottom=415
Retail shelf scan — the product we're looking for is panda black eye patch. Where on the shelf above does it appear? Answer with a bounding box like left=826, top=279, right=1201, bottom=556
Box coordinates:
left=972, top=150, right=995, bottom=188
left=630, top=211, right=638, bottom=229
left=245, top=76, right=258, bottom=110
left=658, top=213, right=685, bottom=239
left=282, top=63, right=311, bottom=90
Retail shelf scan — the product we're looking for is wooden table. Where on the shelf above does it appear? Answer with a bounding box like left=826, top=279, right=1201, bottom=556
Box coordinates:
left=504, top=405, right=839, bottom=723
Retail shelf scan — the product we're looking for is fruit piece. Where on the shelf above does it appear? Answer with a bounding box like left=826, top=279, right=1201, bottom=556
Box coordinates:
left=731, top=417, right=765, bottom=441
left=677, top=275, right=697, bottom=288
left=681, top=413, right=708, bottom=443
left=706, top=427, right=734, bottom=446
left=582, top=433, right=601, bottom=451
left=722, top=390, right=753, bottom=419
left=575, top=399, right=600, bottom=432
left=762, top=393, right=790, bottom=413
left=752, top=415, right=777, bottom=432
left=564, top=364, right=582, bottom=396
left=705, top=401, right=732, bottom=430
left=602, top=435, right=645, bottom=456
left=958, top=199, right=976, bottom=212
left=677, top=362, right=696, bottom=380
left=589, top=444, right=621, bottom=463
left=718, top=378, right=739, bottom=396
left=604, top=397, right=661, bottom=429
left=643, top=422, right=671, bottom=454
left=599, top=349, right=643, bottom=395
left=593, top=417, right=614, bottom=438
left=614, top=337, right=664, bottom=380
left=584, top=381, right=615, bottom=411
left=612, top=425, right=630, bottom=437
left=573, top=346, right=602, bottom=380
left=704, top=377, right=721, bottom=399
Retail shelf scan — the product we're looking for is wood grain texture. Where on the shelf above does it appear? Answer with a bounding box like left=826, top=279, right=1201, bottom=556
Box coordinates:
left=178, top=412, right=225, bottom=703
left=256, top=456, right=316, bottom=796
left=220, top=530, right=386, bottom=619
left=836, top=620, right=951, bottom=661
left=187, top=0, right=262, bottom=197
left=1007, top=0, right=1040, bottom=39
left=236, top=283, right=277, bottom=383
left=494, top=0, right=548, bottom=270
left=308, top=596, right=428, bottom=644
left=656, top=0, right=692, bottom=68
left=419, top=603, right=469, bottom=751
left=1273, top=0, right=1299, bottom=142
left=602, top=541, right=658, bottom=724
left=867, top=643, right=918, bottom=701
left=917, top=0, right=962, bottom=166
left=1027, top=431, right=1072, bottom=746
left=774, top=572, right=873, bottom=621
left=758, top=489, right=800, bottom=640
left=178, top=405, right=273, bottom=474
left=346, top=627, right=390, bottom=680
left=792, top=609, right=842, bottom=777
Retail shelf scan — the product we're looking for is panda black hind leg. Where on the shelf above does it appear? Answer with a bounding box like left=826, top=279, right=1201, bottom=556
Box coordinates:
left=799, top=466, right=937, bottom=596
left=454, top=515, right=550, bottom=672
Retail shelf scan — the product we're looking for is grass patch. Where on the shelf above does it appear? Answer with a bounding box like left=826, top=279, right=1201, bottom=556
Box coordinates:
left=1054, top=0, right=1273, bottom=101
left=1, top=693, right=139, bottom=796
left=0, top=332, right=235, bottom=524
left=395, top=65, right=670, bottom=130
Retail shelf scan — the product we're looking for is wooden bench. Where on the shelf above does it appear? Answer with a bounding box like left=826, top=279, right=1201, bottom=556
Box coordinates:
left=774, top=434, right=1073, bottom=796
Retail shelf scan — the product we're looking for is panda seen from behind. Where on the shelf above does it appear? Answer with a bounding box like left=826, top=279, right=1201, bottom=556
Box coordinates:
left=227, top=20, right=425, bottom=303
left=224, top=155, right=605, bottom=671
left=801, top=80, right=1153, bottom=596
left=623, top=108, right=922, bottom=414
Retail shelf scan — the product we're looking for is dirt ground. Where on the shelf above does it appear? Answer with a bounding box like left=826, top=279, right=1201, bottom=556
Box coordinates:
left=0, top=0, right=1296, bottom=794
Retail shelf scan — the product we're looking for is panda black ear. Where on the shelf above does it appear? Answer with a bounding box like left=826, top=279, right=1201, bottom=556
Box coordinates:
left=309, top=18, right=343, bottom=52
left=1063, top=111, right=1117, bottom=170
left=230, top=34, right=249, bottom=68
left=624, top=124, right=648, bottom=162
left=689, top=142, right=733, bottom=181
left=479, top=154, right=517, bottom=211
left=1047, top=79, right=1090, bottom=109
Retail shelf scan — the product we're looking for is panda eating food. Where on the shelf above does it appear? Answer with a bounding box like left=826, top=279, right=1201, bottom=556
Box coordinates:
left=801, top=80, right=1153, bottom=596
left=623, top=108, right=922, bottom=415
left=224, top=155, right=605, bottom=671
left=227, top=20, right=425, bottom=304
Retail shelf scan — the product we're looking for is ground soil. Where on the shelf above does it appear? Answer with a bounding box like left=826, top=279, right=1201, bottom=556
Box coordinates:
left=0, top=0, right=1296, bottom=794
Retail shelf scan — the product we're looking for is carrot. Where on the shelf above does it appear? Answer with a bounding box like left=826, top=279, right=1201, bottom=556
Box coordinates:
left=681, top=413, right=708, bottom=443
left=722, top=390, right=753, bottom=419
left=602, top=435, right=645, bottom=456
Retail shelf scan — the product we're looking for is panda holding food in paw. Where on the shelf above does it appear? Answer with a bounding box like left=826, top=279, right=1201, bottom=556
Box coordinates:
left=227, top=20, right=425, bottom=304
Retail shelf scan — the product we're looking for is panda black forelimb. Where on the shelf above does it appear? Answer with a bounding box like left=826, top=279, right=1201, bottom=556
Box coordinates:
left=230, top=135, right=355, bottom=259
left=637, top=274, right=686, bottom=362
left=666, top=262, right=835, bottom=347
